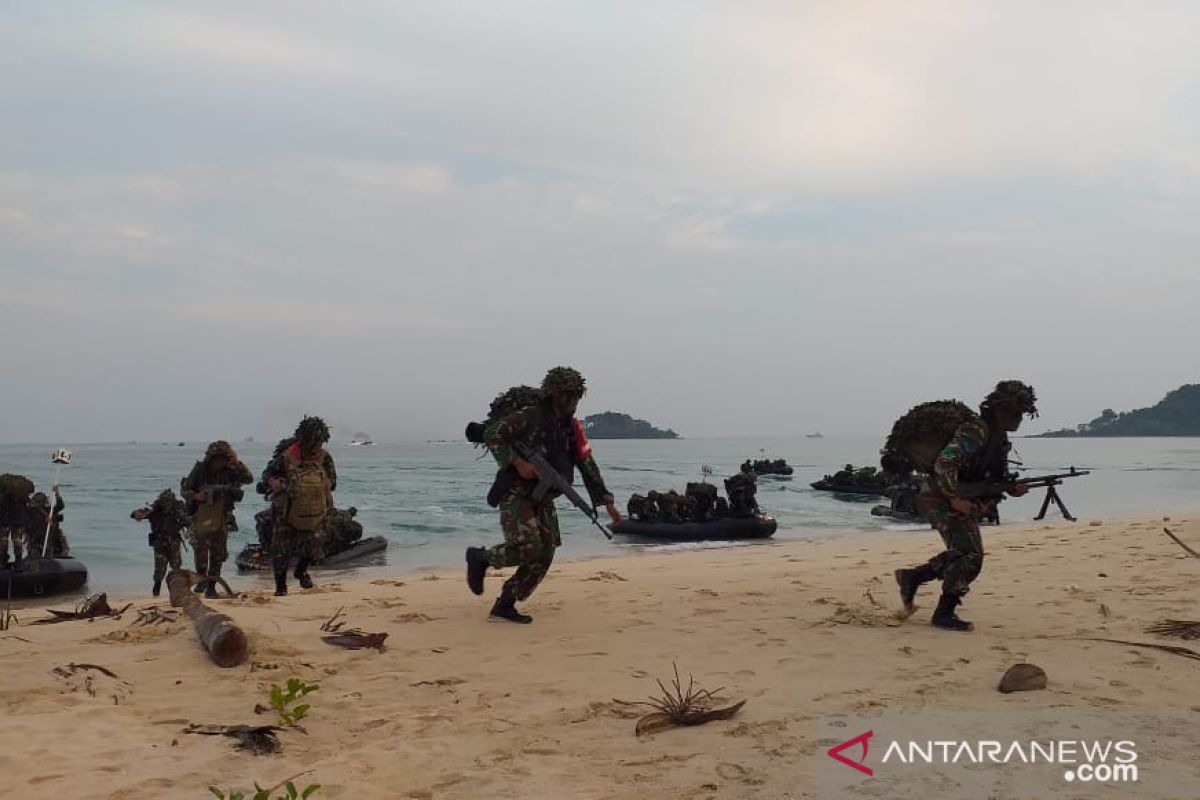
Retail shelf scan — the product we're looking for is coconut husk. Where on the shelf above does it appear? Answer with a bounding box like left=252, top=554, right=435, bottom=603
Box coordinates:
left=998, top=663, right=1047, bottom=693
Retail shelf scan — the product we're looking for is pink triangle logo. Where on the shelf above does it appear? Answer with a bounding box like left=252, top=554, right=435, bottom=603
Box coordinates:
left=827, top=730, right=874, bottom=776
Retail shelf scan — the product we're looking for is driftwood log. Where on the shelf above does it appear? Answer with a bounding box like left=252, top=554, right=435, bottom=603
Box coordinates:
left=166, top=570, right=248, bottom=668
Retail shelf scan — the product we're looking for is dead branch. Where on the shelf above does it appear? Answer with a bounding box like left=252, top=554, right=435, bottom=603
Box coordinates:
left=31, top=593, right=131, bottom=625
left=1163, top=528, right=1200, bottom=559
left=183, top=724, right=282, bottom=755
left=52, top=662, right=120, bottom=679
left=321, top=632, right=388, bottom=650
left=319, top=606, right=347, bottom=632
left=1145, top=620, right=1200, bottom=640
left=1083, top=637, right=1200, bottom=661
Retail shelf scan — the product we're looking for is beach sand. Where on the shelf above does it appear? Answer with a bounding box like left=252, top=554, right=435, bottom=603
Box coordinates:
left=2, top=513, right=1198, bottom=799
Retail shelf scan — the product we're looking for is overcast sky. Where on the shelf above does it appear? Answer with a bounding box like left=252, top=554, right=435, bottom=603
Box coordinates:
left=2, top=2, right=1198, bottom=443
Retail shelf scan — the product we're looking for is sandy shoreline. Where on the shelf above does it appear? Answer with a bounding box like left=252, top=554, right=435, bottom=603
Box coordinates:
left=2, top=511, right=1199, bottom=799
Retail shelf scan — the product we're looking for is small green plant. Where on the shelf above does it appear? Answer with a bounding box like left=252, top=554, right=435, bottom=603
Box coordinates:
left=209, top=779, right=321, bottom=799
left=269, top=678, right=318, bottom=728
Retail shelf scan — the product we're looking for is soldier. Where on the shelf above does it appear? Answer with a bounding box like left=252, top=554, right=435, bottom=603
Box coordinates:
left=0, top=474, right=36, bottom=567
left=26, top=487, right=68, bottom=558
left=182, top=441, right=253, bottom=598
left=724, top=471, right=760, bottom=517
left=260, top=416, right=337, bottom=596
left=131, top=489, right=187, bottom=596
left=626, top=493, right=647, bottom=521
left=465, top=367, right=622, bottom=623
left=894, top=381, right=1038, bottom=631
left=322, top=505, right=363, bottom=556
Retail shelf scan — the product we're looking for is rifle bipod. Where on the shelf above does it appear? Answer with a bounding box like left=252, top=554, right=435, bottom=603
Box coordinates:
left=1034, top=484, right=1075, bottom=522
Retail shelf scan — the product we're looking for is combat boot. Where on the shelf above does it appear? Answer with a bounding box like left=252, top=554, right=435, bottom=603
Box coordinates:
left=152, top=578, right=162, bottom=597
left=465, top=547, right=488, bottom=595
left=894, top=563, right=937, bottom=617
left=931, top=594, right=973, bottom=632
left=294, top=557, right=314, bottom=590
left=274, top=568, right=288, bottom=597
left=490, top=594, right=532, bottom=624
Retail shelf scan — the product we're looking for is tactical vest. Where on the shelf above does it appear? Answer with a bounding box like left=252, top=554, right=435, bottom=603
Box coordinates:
left=485, top=404, right=577, bottom=507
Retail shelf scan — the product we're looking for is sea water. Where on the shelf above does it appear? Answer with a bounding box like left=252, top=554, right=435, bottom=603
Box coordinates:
left=1, top=436, right=1197, bottom=599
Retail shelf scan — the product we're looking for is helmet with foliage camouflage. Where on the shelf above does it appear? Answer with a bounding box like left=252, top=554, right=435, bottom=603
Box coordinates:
left=205, top=440, right=234, bottom=460
left=294, top=415, right=331, bottom=447
left=981, top=380, right=1038, bottom=418
left=31, top=491, right=49, bottom=508
left=487, top=385, right=544, bottom=421
left=157, top=488, right=182, bottom=509
left=541, top=366, right=586, bottom=399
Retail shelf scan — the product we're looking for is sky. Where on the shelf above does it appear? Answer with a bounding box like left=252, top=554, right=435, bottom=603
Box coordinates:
left=2, top=1, right=1198, bottom=443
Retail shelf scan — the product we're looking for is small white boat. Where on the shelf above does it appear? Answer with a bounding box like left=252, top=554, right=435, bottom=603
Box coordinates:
left=348, top=439, right=374, bottom=446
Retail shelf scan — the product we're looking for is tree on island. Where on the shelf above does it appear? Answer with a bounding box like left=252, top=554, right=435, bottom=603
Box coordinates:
left=583, top=412, right=679, bottom=439
left=1038, top=383, right=1200, bottom=436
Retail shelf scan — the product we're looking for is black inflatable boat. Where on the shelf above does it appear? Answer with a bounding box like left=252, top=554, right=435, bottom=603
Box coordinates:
left=236, top=535, right=389, bottom=572
left=0, top=557, right=89, bottom=598
left=611, top=514, right=777, bottom=542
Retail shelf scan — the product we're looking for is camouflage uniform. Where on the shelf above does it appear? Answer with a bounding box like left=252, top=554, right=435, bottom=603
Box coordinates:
left=480, top=402, right=613, bottom=602
left=259, top=417, right=337, bottom=595
left=915, top=416, right=1001, bottom=597
left=182, top=442, right=253, bottom=591
left=132, top=489, right=187, bottom=595
left=26, top=492, right=68, bottom=558
left=0, top=497, right=27, bottom=567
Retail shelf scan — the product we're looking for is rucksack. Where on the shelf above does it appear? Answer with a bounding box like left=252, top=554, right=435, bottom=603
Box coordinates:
left=285, top=454, right=330, bottom=531
left=880, top=400, right=980, bottom=476
left=466, top=385, right=543, bottom=443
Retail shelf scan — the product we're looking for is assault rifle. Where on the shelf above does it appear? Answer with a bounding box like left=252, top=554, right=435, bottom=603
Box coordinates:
left=511, top=441, right=613, bottom=540
left=957, top=467, right=1091, bottom=522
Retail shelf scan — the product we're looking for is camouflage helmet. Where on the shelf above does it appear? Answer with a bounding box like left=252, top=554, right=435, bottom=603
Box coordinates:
left=31, top=491, right=49, bottom=508
left=157, top=488, right=180, bottom=507
left=981, top=380, right=1039, bottom=418
left=295, top=415, right=331, bottom=446
left=205, top=440, right=234, bottom=460
left=541, top=366, right=586, bottom=398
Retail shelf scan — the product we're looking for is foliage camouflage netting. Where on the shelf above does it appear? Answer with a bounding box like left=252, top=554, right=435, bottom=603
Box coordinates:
left=880, top=400, right=979, bottom=476
left=486, top=385, right=544, bottom=421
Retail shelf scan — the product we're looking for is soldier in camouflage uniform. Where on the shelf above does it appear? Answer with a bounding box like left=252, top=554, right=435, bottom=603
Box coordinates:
left=0, top=474, right=34, bottom=567
left=131, top=489, right=187, bottom=596
left=26, top=487, right=68, bottom=559
left=895, top=381, right=1038, bottom=631
left=260, top=416, right=337, bottom=596
left=182, top=441, right=253, bottom=598
left=465, top=367, right=623, bottom=623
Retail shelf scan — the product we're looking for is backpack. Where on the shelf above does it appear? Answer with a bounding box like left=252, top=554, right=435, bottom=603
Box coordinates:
left=285, top=453, right=330, bottom=531
left=880, top=400, right=980, bottom=476
left=466, top=385, right=544, bottom=443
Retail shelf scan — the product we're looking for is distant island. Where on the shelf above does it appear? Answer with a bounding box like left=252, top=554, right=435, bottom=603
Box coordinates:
left=1037, top=383, right=1200, bottom=437
left=583, top=412, right=679, bottom=439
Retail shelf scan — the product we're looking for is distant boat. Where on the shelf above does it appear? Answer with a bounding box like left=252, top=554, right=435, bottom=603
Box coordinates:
left=805, top=432, right=824, bottom=439
left=176, top=442, right=185, bottom=447
left=348, top=439, right=374, bottom=446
